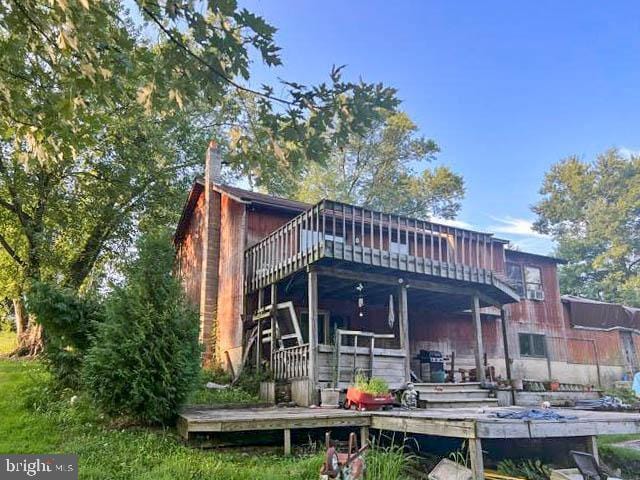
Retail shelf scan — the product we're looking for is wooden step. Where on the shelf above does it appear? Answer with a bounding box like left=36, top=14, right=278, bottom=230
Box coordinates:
left=413, top=382, right=483, bottom=392
left=419, top=398, right=499, bottom=409
left=418, top=390, right=490, bottom=401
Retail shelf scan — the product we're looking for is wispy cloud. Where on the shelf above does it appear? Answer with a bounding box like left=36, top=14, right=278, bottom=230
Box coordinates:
left=487, top=216, right=555, bottom=255
left=619, top=146, right=640, bottom=159
left=488, top=216, right=548, bottom=238
left=432, top=217, right=476, bottom=230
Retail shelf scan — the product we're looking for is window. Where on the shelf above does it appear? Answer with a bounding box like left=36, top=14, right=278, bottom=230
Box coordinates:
left=506, top=262, right=525, bottom=296
left=524, top=266, right=544, bottom=300
left=519, top=333, right=547, bottom=357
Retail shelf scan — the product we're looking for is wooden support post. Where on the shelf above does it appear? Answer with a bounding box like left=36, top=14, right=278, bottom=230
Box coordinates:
left=284, top=428, right=291, bottom=455
left=360, top=426, right=369, bottom=448
left=398, top=282, right=410, bottom=384
left=499, top=307, right=515, bottom=404
left=499, top=307, right=512, bottom=382
left=256, top=318, right=262, bottom=372
left=471, top=295, right=486, bottom=384
left=258, top=288, right=264, bottom=309
left=308, top=269, right=319, bottom=400
left=468, top=438, right=485, bottom=479
left=585, top=435, right=599, bottom=464
left=270, top=284, right=278, bottom=367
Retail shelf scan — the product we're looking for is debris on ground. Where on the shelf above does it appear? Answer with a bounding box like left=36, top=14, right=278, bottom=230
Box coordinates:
left=427, top=458, right=472, bottom=480
left=574, top=395, right=632, bottom=411
left=205, top=382, right=229, bottom=389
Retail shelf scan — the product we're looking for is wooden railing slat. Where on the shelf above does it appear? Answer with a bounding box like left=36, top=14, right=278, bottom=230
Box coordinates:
left=244, top=200, right=501, bottom=292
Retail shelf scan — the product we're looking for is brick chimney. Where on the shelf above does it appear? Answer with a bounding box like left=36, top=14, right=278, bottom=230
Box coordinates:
left=199, top=141, right=221, bottom=366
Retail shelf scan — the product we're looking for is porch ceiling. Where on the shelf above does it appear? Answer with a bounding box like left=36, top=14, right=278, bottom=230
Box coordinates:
left=279, top=261, right=514, bottom=313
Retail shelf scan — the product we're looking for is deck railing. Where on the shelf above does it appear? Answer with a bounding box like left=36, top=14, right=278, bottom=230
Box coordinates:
left=245, top=200, right=502, bottom=292
left=273, top=344, right=309, bottom=380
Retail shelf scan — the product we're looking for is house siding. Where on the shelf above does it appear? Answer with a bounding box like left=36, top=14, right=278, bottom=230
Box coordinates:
left=175, top=192, right=206, bottom=307
left=216, top=195, right=246, bottom=369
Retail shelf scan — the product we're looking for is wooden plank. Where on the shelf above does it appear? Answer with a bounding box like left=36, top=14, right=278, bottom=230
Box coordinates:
left=472, top=295, right=486, bottom=383
left=177, top=416, right=189, bottom=439
left=369, top=415, right=476, bottom=438
left=308, top=268, right=319, bottom=396
left=398, top=283, right=410, bottom=384
left=499, top=307, right=513, bottom=391
left=585, top=435, right=599, bottom=464
left=284, top=428, right=291, bottom=455
left=468, top=438, right=485, bottom=479
left=360, top=426, right=370, bottom=447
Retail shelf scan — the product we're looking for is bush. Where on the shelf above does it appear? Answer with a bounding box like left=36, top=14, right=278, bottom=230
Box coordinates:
left=26, top=282, right=103, bottom=389
left=83, top=230, right=200, bottom=424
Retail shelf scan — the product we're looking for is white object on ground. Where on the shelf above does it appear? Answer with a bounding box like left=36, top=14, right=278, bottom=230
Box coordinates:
left=205, top=382, right=229, bottom=389
left=428, top=458, right=472, bottom=480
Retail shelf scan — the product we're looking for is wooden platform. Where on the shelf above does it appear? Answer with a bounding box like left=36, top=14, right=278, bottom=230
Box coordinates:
left=178, top=406, right=640, bottom=478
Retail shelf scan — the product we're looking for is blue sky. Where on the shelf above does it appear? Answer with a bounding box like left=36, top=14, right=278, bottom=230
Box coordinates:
left=238, top=1, right=640, bottom=255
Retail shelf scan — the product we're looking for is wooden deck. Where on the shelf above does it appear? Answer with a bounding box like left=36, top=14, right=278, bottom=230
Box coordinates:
left=178, top=406, right=640, bottom=478
left=243, top=199, right=519, bottom=305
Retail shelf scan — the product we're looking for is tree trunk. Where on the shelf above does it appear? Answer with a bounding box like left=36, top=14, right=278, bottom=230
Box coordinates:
left=11, top=300, right=43, bottom=358
left=12, top=297, right=27, bottom=337
left=12, top=323, right=43, bottom=357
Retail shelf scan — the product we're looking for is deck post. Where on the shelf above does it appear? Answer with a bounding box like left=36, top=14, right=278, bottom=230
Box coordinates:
left=308, top=268, right=319, bottom=402
left=270, top=284, right=278, bottom=367
left=471, top=295, right=486, bottom=383
left=256, top=317, right=262, bottom=372
left=284, top=428, right=291, bottom=455
left=360, top=426, right=369, bottom=447
left=585, top=435, right=599, bottom=464
left=398, top=282, right=410, bottom=384
left=499, top=307, right=514, bottom=403
left=468, top=438, right=485, bottom=479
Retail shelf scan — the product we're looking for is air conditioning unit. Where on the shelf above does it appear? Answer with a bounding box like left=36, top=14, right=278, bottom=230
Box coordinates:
left=526, top=288, right=545, bottom=301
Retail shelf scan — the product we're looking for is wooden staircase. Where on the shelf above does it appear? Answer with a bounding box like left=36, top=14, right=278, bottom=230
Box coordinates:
left=414, top=382, right=498, bottom=409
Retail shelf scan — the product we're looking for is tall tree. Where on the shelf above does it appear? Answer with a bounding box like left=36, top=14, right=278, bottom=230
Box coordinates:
left=288, top=111, right=464, bottom=219
left=533, top=149, right=640, bottom=306
left=0, top=0, right=398, bottom=350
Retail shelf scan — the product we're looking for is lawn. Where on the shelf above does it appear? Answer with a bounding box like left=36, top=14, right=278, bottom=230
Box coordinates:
left=598, top=433, right=640, bottom=479
left=0, top=359, right=324, bottom=480
left=0, top=328, right=16, bottom=355
left=0, top=357, right=413, bottom=479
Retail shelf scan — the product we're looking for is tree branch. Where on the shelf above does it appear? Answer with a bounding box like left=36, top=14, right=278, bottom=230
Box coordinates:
left=0, top=232, right=25, bottom=267
left=138, top=5, right=301, bottom=108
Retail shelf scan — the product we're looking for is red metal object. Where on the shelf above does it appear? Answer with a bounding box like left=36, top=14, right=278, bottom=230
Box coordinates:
left=344, top=387, right=394, bottom=411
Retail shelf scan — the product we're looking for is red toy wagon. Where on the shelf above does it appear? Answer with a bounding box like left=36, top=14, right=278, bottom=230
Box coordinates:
left=344, top=387, right=394, bottom=411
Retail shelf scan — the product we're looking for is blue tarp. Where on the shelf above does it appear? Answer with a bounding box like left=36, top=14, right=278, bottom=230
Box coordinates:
left=493, top=409, right=578, bottom=421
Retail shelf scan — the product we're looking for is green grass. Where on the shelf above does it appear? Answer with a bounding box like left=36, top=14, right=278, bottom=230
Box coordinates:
left=598, top=433, right=640, bottom=479
left=187, top=368, right=259, bottom=406
left=0, top=359, right=411, bottom=479
left=0, top=328, right=16, bottom=356
left=0, top=359, right=322, bottom=479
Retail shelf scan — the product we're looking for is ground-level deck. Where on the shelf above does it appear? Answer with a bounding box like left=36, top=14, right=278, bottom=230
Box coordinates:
left=178, top=406, right=640, bottom=478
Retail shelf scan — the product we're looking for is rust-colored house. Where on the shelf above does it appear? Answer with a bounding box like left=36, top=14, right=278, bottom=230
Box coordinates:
left=174, top=146, right=640, bottom=403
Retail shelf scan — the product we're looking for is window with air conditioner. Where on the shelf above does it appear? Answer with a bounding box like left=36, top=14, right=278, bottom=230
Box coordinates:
left=524, top=266, right=544, bottom=301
